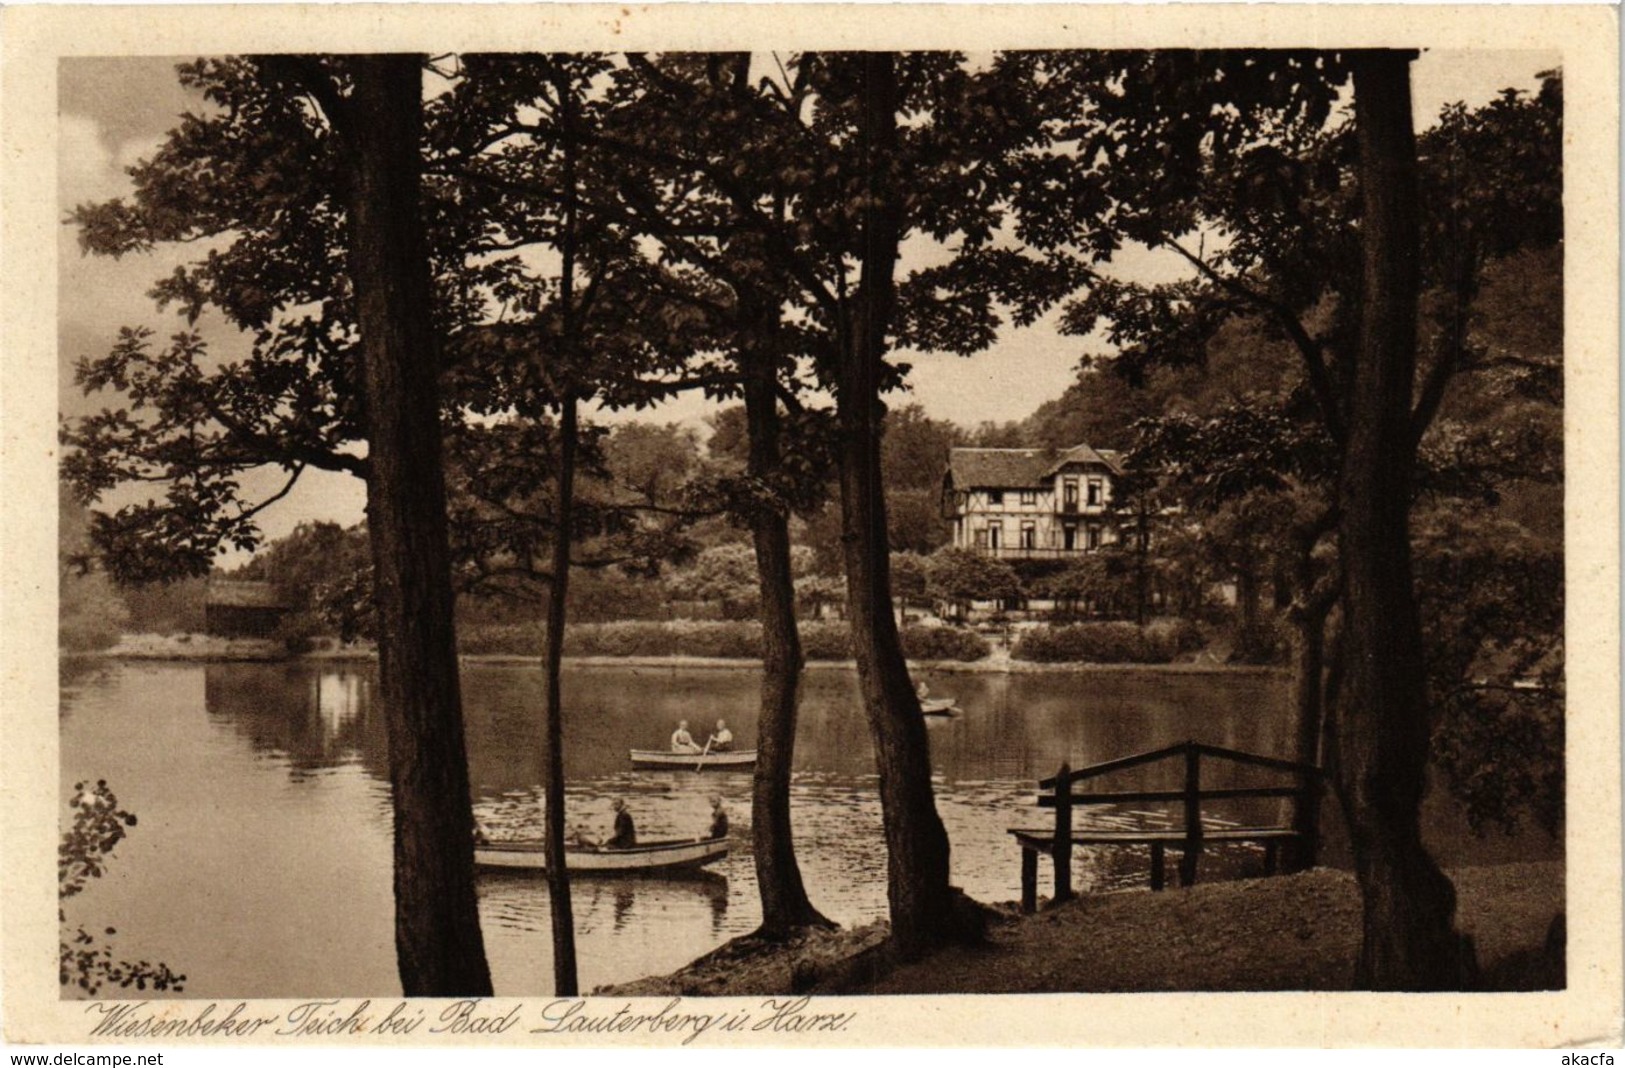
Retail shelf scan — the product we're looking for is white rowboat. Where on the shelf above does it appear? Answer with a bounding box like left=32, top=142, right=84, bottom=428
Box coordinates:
left=921, top=697, right=960, bottom=716
left=629, top=748, right=757, bottom=769
left=475, top=835, right=730, bottom=873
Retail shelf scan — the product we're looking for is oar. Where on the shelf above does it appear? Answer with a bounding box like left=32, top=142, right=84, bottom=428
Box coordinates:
left=695, top=735, right=714, bottom=774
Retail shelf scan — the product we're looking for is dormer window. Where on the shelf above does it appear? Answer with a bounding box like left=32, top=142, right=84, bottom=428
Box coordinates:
left=1020, top=490, right=1037, bottom=506
left=987, top=490, right=1004, bottom=506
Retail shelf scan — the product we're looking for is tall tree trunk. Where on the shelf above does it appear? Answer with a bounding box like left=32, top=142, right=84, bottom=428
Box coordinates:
left=342, top=54, right=492, bottom=996
left=541, top=394, right=580, bottom=995
left=744, top=367, right=831, bottom=936
left=837, top=51, right=972, bottom=957
left=1334, top=50, right=1470, bottom=990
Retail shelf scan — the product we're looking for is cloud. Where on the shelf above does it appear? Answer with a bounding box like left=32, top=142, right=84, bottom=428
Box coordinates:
left=58, top=113, right=126, bottom=207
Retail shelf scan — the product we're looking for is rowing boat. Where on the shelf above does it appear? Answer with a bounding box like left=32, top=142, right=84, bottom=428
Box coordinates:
left=920, top=697, right=960, bottom=716
left=475, top=835, right=729, bottom=874
left=629, top=748, right=757, bottom=769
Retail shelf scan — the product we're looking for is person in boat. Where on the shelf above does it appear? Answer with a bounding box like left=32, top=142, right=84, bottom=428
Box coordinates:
left=708, top=795, right=729, bottom=840
left=605, top=798, right=637, bottom=850
left=670, top=720, right=703, bottom=755
left=707, top=719, right=734, bottom=752
left=916, top=679, right=931, bottom=702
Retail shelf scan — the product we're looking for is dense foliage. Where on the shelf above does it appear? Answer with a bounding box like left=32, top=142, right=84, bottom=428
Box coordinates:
left=60, top=782, right=185, bottom=996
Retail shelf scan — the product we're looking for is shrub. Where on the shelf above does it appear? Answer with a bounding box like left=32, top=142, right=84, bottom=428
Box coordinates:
left=900, top=625, right=989, bottom=662
left=456, top=618, right=985, bottom=662
left=59, top=616, right=123, bottom=654
left=457, top=621, right=546, bottom=656
left=1010, top=623, right=1177, bottom=664
left=1146, top=617, right=1206, bottom=656
left=273, top=611, right=324, bottom=655
left=800, top=622, right=853, bottom=661
left=1231, top=619, right=1288, bottom=665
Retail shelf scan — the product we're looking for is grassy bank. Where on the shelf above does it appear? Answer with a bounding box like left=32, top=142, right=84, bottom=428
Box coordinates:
left=598, top=862, right=1563, bottom=996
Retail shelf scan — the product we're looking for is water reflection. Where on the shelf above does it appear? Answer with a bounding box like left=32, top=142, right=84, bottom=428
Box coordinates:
left=60, top=659, right=1561, bottom=998
left=203, top=664, right=384, bottom=778
left=478, top=870, right=729, bottom=938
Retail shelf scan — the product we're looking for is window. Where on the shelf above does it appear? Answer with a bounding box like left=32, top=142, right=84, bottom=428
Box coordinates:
left=973, top=527, right=988, bottom=548
left=1020, top=521, right=1036, bottom=549
left=1087, top=478, right=1103, bottom=507
left=987, top=490, right=1004, bottom=506
left=1063, top=479, right=1079, bottom=510
left=1063, top=525, right=1076, bottom=551
left=988, top=521, right=1002, bottom=549
left=1019, top=489, right=1037, bottom=506
left=1087, top=525, right=1101, bottom=550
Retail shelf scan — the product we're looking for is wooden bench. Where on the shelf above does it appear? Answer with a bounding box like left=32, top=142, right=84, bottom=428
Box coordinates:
left=1009, top=741, right=1321, bottom=912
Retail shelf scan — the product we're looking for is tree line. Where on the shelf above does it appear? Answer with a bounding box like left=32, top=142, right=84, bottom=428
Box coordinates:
left=62, top=52, right=1561, bottom=994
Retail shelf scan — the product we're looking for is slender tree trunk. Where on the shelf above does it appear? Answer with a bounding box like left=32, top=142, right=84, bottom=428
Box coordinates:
left=1287, top=596, right=1330, bottom=871
left=1286, top=515, right=1339, bottom=872
left=1237, top=563, right=1260, bottom=633
left=1133, top=502, right=1150, bottom=626
left=838, top=51, right=972, bottom=957
left=541, top=394, right=580, bottom=995
left=539, top=71, right=586, bottom=995
left=1334, top=50, right=1470, bottom=990
left=744, top=368, right=832, bottom=936
left=342, top=55, right=492, bottom=996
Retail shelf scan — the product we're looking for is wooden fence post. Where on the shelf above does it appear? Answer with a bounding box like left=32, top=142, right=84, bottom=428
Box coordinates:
left=1052, top=761, right=1072, bottom=904
left=1179, top=744, right=1202, bottom=886
left=1021, top=846, right=1038, bottom=913
left=1290, top=776, right=1322, bottom=872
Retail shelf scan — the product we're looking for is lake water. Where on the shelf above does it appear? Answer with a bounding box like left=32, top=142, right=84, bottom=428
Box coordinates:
left=59, top=658, right=1559, bottom=997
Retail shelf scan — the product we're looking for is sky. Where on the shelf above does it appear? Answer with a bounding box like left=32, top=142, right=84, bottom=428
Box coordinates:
left=57, top=50, right=1560, bottom=555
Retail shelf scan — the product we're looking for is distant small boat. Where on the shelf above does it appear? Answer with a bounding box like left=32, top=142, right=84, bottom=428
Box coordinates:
left=475, top=835, right=730, bottom=874
left=629, top=748, right=757, bottom=769
left=920, top=697, right=960, bottom=716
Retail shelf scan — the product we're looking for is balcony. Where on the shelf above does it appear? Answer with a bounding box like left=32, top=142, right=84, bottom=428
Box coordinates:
left=968, top=545, right=1088, bottom=560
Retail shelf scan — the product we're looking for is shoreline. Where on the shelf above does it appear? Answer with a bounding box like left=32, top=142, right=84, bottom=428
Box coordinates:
left=598, top=861, right=1564, bottom=996
left=73, top=637, right=1286, bottom=677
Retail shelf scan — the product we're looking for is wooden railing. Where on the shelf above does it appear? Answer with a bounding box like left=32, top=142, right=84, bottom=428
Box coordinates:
left=1007, top=740, right=1322, bottom=912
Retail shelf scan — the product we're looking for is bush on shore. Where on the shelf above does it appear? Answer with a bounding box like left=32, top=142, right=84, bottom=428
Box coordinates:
left=1011, top=622, right=1186, bottom=664
left=901, top=624, right=990, bottom=662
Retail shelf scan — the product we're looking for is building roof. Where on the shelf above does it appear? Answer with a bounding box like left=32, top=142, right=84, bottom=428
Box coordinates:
left=205, top=581, right=289, bottom=610
left=945, top=445, right=1122, bottom=489
left=1043, top=444, right=1124, bottom=477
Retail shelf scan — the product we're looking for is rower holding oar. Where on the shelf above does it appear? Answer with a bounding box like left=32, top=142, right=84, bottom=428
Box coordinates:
left=605, top=798, right=637, bottom=850
left=707, top=719, right=734, bottom=752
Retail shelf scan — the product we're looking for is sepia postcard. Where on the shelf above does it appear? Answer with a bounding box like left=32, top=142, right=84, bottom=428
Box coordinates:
left=2, top=2, right=1619, bottom=1052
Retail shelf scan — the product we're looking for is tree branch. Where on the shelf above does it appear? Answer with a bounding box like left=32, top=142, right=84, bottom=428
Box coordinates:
left=1163, top=238, right=1346, bottom=446
left=233, top=463, right=306, bottom=523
